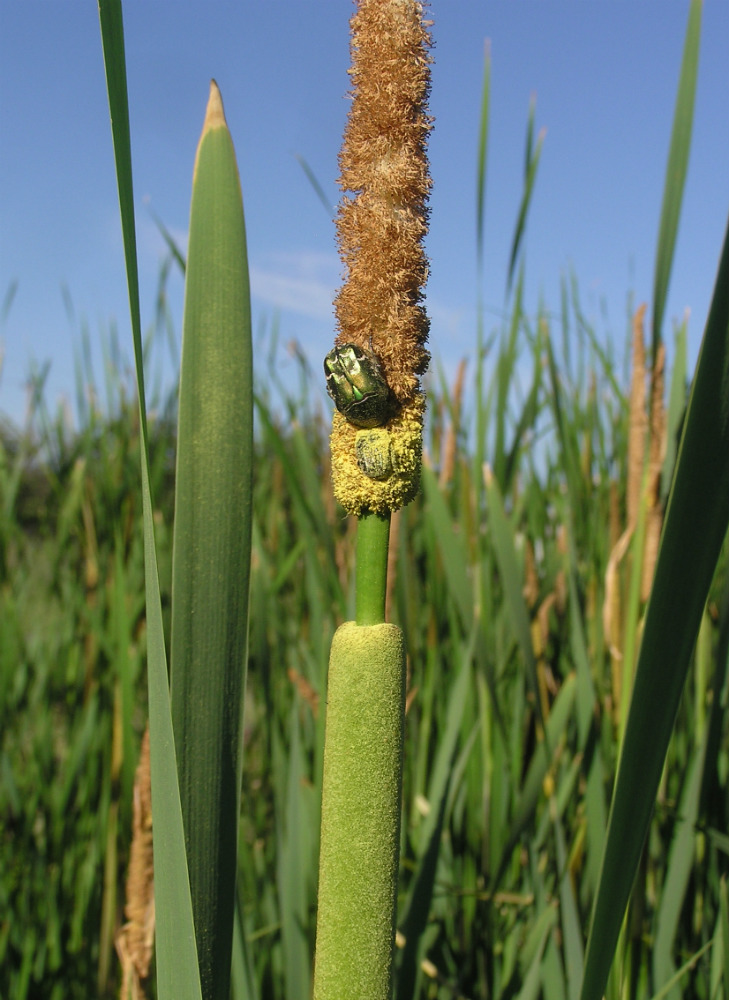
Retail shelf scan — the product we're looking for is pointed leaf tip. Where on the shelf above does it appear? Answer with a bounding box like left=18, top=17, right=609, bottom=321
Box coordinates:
left=203, top=79, right=227, bottom=133
left=193, top=80, right=228, bottom=182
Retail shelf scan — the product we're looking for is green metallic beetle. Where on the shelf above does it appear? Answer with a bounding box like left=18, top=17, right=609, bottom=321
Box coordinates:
left=324, top=343, right=391, bottom=428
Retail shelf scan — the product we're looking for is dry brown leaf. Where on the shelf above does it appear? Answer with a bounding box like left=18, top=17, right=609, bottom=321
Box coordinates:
left=627, top=304, right=648, bottom=529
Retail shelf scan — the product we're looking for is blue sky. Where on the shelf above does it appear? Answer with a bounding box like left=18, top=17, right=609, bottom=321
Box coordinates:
left=1, top=3, right=728, bottom=427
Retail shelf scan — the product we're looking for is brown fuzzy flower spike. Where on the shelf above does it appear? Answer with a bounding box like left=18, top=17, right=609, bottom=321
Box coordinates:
left=330, top=0, right=433, bottom=517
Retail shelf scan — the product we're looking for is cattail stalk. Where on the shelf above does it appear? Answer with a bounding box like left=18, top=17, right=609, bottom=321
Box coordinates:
left=314, top=3, right=432, bottom=999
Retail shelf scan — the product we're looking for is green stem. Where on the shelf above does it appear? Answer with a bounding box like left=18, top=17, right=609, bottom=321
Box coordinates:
left=313, top=622, right=406, bottom=1000
left=356, top=511, right=391, bottom=625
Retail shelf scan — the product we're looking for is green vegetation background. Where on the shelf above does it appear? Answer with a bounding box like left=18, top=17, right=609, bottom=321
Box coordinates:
left=2, top=268, right=727, bottom=998
left=3, top=3, right=729, bottom=994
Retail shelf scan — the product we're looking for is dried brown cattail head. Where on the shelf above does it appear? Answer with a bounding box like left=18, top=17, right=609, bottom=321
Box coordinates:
left=334, top=0, right=433, bottom=404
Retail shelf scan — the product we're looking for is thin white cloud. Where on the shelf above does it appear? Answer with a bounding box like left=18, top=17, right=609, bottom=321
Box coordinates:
left=250, top=250, right=339, bottom=321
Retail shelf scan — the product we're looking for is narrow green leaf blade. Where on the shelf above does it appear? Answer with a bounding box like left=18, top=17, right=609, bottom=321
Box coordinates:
left=476, top=40, right=491, bottom=265
left=484, top=467, right=542, bottom=725
left=97, top=3, right=202, bottom=998
left=720, top=879, right=729, bottom=995
left=507, top=101, right=545, bottom=296
left=652, top=740, right=706, bottom=994
left=651, top=0, right=702, bottom=360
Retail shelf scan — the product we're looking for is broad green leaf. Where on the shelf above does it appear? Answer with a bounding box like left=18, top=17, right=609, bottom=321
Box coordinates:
left=169, top=82, right=253, bottom=1000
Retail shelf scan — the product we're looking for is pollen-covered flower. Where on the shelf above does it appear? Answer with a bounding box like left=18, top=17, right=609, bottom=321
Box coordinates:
left=329, top=0, right=433, bottom=516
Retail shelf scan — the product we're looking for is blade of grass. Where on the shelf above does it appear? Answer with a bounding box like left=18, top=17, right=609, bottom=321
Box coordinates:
left=720, top=879, right=729, bottom=995
left=493, top=266, right=524, bottom=489
left=97, top=3, right=202, bottom=998
left=483, top=464, right=545, bottom=735
left=396, top=630, right=474, bottom=1000
left=518, top=909, right=557, bottom=1000
left=553, top=802, right=583, bottom=1000
left=648, top=941, right=713, bottom=1000
left=491, top=673, right=577, bottom=892
left=421, top=465, right=506, bottom=738
left=506, top=95, right=545, bottom=297
left=476, top=39, right=491, bottom=267
left=652, top=735, right=707, bottom=997
left=650, top=0, right=702, bottom=363
left=503, top=319, right=543, bottom=492
left=276, top=706, right=313, bottom=1000
left=150, top=208, right=187, bottom=276
left=663, top=313, right=688, bottom=499
left=421, top=465, right=474, bottom=628
left=294, top=153, right=336, bottom=217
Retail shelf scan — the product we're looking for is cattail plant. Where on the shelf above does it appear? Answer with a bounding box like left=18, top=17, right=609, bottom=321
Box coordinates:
left=313, top=2, right=432, bottom=998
